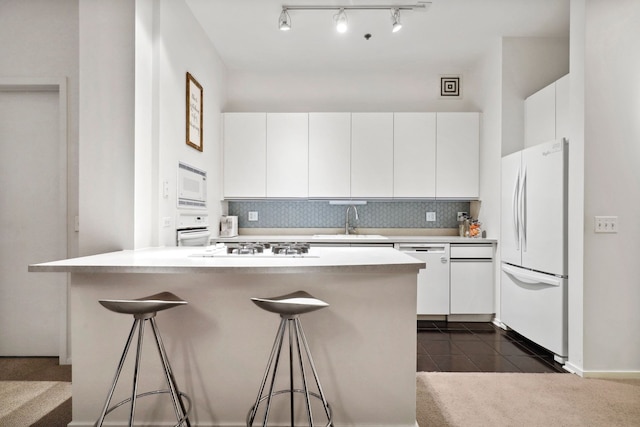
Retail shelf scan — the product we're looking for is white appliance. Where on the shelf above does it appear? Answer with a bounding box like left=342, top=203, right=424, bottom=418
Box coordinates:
left=176, top=213, right=210, bottom=246
left=178, top=161, right=207, bottom=209
left=397, top=243, right=450, bottom=315
left=500, top=138, right=568, bottom=362
left=220, top=216, right=238, bottom=237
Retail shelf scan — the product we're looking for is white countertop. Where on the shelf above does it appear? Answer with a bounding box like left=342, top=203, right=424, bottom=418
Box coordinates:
left=213, top=234, right=496, bottom=244
left=29, top=245, right=425, bottom=274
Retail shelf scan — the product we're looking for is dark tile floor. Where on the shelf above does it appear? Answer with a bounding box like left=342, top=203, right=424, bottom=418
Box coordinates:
left=417, top=321, right=566, bottom=373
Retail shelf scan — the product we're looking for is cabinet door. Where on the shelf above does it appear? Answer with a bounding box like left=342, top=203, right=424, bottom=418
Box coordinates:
left=266, top=113, right=308, bottom=198
left=435, top=112, right=479, bottom=198
left=351, top=113, right=394, bottom=198
left=393, top=113, right=436, bottom=198
left=309, top=113, right=351, bottom=198
left=525, top=83, right=555, bottom=147
left=223, top=113, right=266, bottom=198
left=555, top=74, right=570, bottom=140
left=450, top=260, right=494, bottom=314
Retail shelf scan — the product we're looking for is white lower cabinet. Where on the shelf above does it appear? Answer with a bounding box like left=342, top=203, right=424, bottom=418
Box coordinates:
left=398, top=242, right=494, bottom=316
left=449, top=244, right=494, bottom=314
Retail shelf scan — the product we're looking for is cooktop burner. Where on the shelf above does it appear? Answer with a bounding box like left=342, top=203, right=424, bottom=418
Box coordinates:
left=226, top=243, right=270, bottom=255
left=271, top=242, right=310, bottom=255
left=192, top=242, right=317, bottom=258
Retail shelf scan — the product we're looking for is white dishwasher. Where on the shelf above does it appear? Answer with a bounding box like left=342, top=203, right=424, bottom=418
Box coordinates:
left=396, top=243, right=450, bottom=315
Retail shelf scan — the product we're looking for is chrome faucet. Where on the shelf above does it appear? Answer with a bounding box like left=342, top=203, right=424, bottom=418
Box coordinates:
left=345, top=205, right=359, bottom=234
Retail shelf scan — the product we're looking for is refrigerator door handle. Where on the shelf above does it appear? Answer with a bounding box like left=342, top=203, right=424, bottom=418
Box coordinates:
left=520, top=166, right=527, bottom=253
left=502, top=264, right=560, bottom=287
left=512, top=169, right=520, bottom=250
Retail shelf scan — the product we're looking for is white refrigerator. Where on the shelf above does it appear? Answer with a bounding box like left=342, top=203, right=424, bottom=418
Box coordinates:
left=500, top=138, right=568, bottom=362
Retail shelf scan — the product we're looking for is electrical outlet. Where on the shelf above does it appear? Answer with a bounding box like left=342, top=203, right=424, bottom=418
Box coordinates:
left=595, top=216, right=618, bottom=233
left=162, top=217, right=172, bottom=228
left=457, top=212, right=468, bottom=221
left=248, top=211, right=258, bottom=221
left=426, top=212, right=436, bottom=222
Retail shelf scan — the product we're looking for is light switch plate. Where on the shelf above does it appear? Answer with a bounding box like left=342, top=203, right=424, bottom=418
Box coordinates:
left=595, top=216, right=617, bottom=233
left=248, top=211, right=258, bottom=221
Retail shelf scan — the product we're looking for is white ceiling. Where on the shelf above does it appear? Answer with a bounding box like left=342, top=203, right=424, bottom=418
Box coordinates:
left=185, top=0, right=569, bottom=74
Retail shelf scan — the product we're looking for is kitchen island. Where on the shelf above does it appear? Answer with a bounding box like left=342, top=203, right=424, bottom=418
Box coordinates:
left=30, top=246, right=424, bottom=427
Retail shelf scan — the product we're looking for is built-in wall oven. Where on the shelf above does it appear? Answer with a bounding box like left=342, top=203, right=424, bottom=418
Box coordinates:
left=176, top=213, right=210, bottom=246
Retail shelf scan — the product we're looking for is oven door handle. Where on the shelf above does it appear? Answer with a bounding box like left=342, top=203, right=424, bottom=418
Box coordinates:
left=179, top=230, right=211, bottom=240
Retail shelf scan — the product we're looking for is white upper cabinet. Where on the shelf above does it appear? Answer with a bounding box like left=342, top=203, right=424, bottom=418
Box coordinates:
left=393, top=113, right=436, bottom=198
left=436, top=112, right=480, bottom=199
left=351, top=113, right=394, bottom=198
left=266, top=113, right=309, bottom=198
left=223, top=113, right=267, bottom=198
left=308, top=113, right=351, bottom=198
left=223, top=111, right=480, bottom=200
left=525, top=73, right=570, bottom=146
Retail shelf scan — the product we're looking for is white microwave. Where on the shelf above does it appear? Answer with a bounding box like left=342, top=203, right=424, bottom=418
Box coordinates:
left=177, top=161, right=207, bottom=209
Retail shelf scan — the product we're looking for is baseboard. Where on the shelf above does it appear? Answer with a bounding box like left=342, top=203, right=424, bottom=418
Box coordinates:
left=562, top=361, right=640, bottom=379
left=446, top=314, right=493, bottom=322
left=492, top=317, right=507, bottom=330
left=562, top=361, right=583, bottom=376
left=582, top=370, right=640, bottom=379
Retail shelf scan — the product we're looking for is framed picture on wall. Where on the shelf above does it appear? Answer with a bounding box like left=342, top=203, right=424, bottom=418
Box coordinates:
left=186, top=72, right=203, bottom=151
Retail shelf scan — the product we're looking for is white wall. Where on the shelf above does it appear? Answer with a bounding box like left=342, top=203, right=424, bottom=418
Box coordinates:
left=0, top=0, right=79, bottom=259
left=474, top=41, right=503, bottom=318
left=79, top=0, right=227, bottom=251
left=501, top=37, right=570, bottom=156
left=226, top=68, right=481, bottom=112
left=567, top=0, right=586, bottom=375
left=581, top=0, right=640, bottom=375
left=155, top=0, right=227, bottom=246
left=79, top=0, right=135, bottom=255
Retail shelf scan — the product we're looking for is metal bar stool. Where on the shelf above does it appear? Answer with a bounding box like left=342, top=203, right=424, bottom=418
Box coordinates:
left=247, top=290, right=333, bottom=427
left=95, top=291, right=192, bottom=427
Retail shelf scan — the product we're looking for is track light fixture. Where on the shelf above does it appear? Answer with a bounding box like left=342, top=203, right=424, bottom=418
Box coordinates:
left=335, top=8, right=348, bottom=33
left=278, top=2, right=430, bottom=33
left=279, top=8, right=291, bottom=31
left=391, top=8, right=402, bottom=33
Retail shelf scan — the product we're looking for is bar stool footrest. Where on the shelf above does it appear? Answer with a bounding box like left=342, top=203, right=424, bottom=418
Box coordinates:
left=101, top=389, right=192, bottom=427
left=247, top=389, right=333, bottom=427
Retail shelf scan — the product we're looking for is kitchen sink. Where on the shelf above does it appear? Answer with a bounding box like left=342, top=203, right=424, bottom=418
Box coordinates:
left=311, top=234, right=388, bottom=239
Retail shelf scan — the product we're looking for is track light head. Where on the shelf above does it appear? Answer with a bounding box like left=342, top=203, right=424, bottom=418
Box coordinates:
left=335, top=8, right=348, bottom=33
left=391, top=8, right=402, bottom=32
left=279, top=8, right=291, bottom=31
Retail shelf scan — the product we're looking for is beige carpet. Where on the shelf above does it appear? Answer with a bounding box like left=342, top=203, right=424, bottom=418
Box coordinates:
left=416, top=372, right=640, bottom=427
left=0, top=381, right=71, bottom=426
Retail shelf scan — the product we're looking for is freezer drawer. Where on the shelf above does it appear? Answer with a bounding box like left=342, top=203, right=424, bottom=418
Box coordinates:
left=501, top=263, right=567, bottom=359
left=450, top=259, right=494, bottom=314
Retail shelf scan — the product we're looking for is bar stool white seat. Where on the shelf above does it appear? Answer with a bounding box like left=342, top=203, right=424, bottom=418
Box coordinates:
left=95, top=291, right=191, bottom=427
left=247, top=290, right=333, bottom=427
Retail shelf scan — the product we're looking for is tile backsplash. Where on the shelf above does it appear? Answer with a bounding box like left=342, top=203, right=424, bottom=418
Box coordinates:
left=228, top=200, right=470, bottom=229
